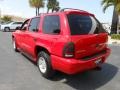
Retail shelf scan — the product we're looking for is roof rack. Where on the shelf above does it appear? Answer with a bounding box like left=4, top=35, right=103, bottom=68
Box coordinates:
left=60, top=8, right=88, bottom=13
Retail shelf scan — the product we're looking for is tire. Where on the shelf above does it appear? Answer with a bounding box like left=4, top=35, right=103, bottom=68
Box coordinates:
left=37, top=51, right=55, bottom=79
left=4, top=27, right=10, bottom=32
left=12, top=38, right=19, bottom=52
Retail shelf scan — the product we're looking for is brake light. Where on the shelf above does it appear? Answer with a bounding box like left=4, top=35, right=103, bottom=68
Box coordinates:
left=63, top=42, right=75, bottom=58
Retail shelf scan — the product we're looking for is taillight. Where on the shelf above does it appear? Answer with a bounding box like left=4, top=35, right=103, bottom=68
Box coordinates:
left=63, top=42, right=75, bottom=58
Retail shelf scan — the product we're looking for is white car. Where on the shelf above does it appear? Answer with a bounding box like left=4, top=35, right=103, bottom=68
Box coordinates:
left=0, top=22, right=23, bottom=32
left=102, top=23, right=111, bottom=34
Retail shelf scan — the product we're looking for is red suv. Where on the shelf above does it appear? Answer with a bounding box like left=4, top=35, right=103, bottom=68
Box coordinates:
left=12, top=8, right=111, bottom=78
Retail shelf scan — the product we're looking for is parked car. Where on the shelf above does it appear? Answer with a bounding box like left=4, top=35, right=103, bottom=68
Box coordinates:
left=102, top=23, right=111, bottom=34
left=12, top=8, right=111, bottom=79
left=1, top=21, right=23, bottom=32
left=0, top=24, right=1, bottom=31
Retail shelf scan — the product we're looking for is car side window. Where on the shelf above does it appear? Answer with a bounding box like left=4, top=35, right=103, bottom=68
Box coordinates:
left=12, top=22, right=17, bottom=25
left=28, top=17, right=40, bottom=32
left=43, top=15, right=60, bottom=34
left=13, top=22, right=23, bottom=25
left=17, top=22, right=23, bottom=24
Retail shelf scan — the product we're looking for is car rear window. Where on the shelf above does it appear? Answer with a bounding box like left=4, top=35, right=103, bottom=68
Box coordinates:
left=67, top=14, right=106, bottom=35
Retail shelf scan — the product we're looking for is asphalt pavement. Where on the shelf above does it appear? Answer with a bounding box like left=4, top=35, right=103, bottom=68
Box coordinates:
left=0, top=31, right=120, bottom=90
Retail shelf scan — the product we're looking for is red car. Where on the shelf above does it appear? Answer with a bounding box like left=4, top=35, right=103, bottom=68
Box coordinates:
left=12, top=8, right=111, bottom=79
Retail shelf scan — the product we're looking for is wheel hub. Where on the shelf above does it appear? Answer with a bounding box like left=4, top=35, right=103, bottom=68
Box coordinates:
left=13, top=41, right=16, bottom=49
left=38, top=57, right=47, bottom=73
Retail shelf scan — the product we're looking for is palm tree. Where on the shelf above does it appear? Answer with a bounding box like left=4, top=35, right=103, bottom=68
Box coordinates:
left=47, top=0, right=60, bottom=13
left=52, top=1, right=60, bottom=12
left=101, top=0, right=120, bottom=34
left=29, top=0, right=44, bottom=16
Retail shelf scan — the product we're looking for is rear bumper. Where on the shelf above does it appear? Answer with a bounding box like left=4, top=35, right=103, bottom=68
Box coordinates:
left=51, top=48, right=111, bottom=74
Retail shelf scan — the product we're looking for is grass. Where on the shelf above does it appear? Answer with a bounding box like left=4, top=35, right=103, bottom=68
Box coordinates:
left=111, top=34, right=120, bottom=40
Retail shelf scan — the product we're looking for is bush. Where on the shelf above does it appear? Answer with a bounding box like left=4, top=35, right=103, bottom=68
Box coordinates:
left=1, top=15, right=12, bottom=22
left=111, top=34, right=120, bottom=40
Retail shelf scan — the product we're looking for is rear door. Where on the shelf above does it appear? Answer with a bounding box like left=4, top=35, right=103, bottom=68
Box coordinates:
left=40, top=15, right=61, bottom=55
left=11, top=22, right=18, bottom=29
left=67, top=14, right=108, bottom=59
left=11, top=22, right=23, bottom=30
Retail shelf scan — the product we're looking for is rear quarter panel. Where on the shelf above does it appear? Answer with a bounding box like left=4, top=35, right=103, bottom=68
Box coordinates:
left=36, top=13, right=71, bottom=57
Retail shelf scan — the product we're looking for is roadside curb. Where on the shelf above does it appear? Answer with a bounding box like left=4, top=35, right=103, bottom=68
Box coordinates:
left=108, top=36, right=120, bottom=45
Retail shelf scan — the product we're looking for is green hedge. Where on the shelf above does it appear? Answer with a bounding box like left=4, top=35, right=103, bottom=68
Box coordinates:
left=111, top=34, right=120, bottom=40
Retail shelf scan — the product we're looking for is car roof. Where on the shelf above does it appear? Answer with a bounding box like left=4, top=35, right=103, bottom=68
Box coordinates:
left=31, top=8, right=95, bottom=19
left=42, top=10, right=93, bottom=16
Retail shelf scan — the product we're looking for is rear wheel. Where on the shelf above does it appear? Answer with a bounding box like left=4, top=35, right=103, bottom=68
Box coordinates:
left=12, top=39, right=18, bottom=52
left=4, top=27, right=10, bottom=32
left=37, top=51, right=55, bottom=79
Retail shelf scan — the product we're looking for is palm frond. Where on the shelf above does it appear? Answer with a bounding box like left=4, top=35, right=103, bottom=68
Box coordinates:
left=103, top=3, right=113, bottom=13
left=115, top=3, right=120, bottom=14
left=101, top=0, right=115, bottom=13
left=101, top=0, right=107, bottom=5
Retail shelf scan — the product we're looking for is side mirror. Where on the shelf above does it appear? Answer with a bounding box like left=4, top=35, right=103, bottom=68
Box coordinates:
left=53, top=29, right=60, bottom=34
left=32, top=29, right=38, bottom=32
left=16, top=26, right=21, bottom=30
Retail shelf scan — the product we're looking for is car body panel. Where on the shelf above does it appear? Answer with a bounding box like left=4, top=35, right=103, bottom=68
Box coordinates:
left=51, top=48, right=110, bottom=74
left=71, top=33, right=108, bottom=59
left=12, top=9, right=111, bottom=74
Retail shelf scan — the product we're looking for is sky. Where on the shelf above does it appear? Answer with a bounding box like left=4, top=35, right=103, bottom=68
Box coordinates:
left=0, top=0, right=114, bottom=23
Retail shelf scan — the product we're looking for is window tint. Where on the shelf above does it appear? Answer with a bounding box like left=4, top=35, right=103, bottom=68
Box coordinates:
left=67, top=14, right=106, bottom=35
left=13, top=22, right=17, bottom=24
left=16, top=22, right=23, bottom=24
left=43, top=15, right=60, bottom=34
left=13, top=22, right=23, bottom=24
left=29, top=17, right=40, bottom=32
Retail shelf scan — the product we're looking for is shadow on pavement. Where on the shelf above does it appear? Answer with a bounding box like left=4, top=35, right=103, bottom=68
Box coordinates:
left=20, top=53, right=118, bottom=90
left=52, top=63, right=118, bottom=90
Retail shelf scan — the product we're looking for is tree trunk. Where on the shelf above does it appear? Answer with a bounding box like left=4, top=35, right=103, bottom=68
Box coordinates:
left=38, top=8, right=40, bottom=16
left=111, top=7, right=118, bottom=34
left=36, top=8, right=38, bottom=16
left=52, top=7, right=55, bottom=12
left=52, top=8, right=54, bottom=12
left=47, top=8, right=49, bottom=13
